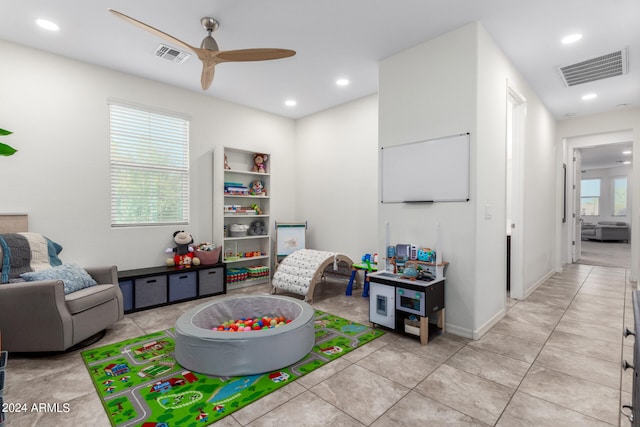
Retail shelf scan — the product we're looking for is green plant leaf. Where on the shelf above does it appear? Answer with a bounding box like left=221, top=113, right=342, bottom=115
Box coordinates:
left=0, top=142, right=17, bottom=156
left=0, top=128, right=12, bottom=136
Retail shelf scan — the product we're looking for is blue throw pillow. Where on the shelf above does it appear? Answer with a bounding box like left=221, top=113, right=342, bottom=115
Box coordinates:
left=46, top=237, right=63, bottom=267
left=21, top=264, right=97, bottom=295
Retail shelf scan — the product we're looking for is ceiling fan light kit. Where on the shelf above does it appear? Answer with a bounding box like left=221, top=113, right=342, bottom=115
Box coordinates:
left=108, top=9, right=295, bottom=90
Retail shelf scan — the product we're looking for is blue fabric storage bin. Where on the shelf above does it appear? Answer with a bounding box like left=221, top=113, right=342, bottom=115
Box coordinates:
left=169, top=271, right=197, bottom=302
left=118, top=280, right=134, bottom=312
left=134, top=275, right=167, bottom=309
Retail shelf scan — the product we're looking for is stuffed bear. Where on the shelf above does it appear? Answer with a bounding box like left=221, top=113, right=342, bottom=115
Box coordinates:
left=248, top=220, right=267, bottom=236
left=166, top=230, right=201, bottom=268
left=252, top=153, right=268, bottom=173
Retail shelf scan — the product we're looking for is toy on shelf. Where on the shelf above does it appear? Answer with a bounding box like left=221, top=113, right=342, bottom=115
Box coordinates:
left=166, top=230, right=200, bottom=268
left=251, top=203, right=263, bottom=215
left=247, top=265, right=269, bottom=278
left=401, top=261, right=419, bottom=280
left=249, top=180, right=267, bottom=196
left=252, top=153, right=268, bottom=173
left=224, top=154, right=231, bottom=170
left=226, top=267, right=248, bottom=282
left=417, top=248, right=436, bottom=263
left=248, top=220, right=267, bottom=236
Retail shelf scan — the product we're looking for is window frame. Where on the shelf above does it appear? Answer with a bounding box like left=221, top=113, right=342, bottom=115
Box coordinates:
left=109, top=101, right=191, bottom=227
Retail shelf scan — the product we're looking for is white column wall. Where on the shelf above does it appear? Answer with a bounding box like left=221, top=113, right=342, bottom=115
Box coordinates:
left=379, top=22, right=557, bottom=338
left=379, top=23, right=479, bottom=337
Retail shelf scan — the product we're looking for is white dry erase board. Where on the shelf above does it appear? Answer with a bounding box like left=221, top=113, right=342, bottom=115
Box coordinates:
left=276, top=222, right=307, bottom=256
left=380, top=133, right=470, bottom=203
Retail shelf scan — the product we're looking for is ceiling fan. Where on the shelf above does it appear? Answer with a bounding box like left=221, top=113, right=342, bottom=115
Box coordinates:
left=108, top=9, right=296, bottom=90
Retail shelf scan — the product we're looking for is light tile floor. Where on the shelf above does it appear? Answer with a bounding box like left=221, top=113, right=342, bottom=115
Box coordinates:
left=2, top=263, right=634, bottom=426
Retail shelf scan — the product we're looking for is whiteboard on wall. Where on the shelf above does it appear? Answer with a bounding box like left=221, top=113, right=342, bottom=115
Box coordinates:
left=380, top=133, right=470, bottom=203
left=276, top=222, right=307, bottom=256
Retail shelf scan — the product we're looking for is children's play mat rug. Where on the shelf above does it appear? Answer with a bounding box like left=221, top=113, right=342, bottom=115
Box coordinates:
left=81, top=310, right=384, bottom=427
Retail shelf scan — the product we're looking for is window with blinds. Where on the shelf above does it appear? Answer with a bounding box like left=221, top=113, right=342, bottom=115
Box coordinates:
left=109, top=102, right=190, bottom=226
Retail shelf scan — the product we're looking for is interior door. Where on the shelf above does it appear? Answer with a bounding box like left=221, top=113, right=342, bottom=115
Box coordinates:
left=573, top=150, right=582, bottom=262
left=507, top=85, right=525, bottom=299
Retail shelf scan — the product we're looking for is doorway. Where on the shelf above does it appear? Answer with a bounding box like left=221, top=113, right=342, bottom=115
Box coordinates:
left=506, top=85, right=526, bottom=299
left=566, top=132, right=634, bottom=270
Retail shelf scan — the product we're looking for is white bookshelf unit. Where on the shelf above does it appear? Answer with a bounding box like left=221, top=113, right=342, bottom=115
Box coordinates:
left=222, top=148, right=271, bottom=289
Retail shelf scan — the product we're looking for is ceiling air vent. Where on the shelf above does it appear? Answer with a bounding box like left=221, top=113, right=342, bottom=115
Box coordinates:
left=154, top=44, right=191, bottom=64
left=557, top=48, right=628, bottom=87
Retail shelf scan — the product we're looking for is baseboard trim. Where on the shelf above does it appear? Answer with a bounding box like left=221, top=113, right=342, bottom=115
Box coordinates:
left=473, top=307, right=506, bottom=340
left=444, top=323, right=473, bottom=339
left=521, top=269, right=555, bottom=299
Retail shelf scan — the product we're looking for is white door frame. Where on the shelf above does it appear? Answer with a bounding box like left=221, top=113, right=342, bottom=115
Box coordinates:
left=572, top=150, right=582, bottom=262
left=507, top=83, right=526, bottom=299
left=564, top=130, right=635, bottom=270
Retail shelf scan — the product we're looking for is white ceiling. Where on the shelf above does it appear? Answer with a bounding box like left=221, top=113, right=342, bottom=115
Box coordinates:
left=1, top=0, right=638, bottom=122
left=580, top=143, right=634, bottom=170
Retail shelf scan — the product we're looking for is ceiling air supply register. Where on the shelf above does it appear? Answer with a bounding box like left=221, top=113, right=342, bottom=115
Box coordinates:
left=380, top=132, right=470, bottom=203
left=557, top=48, right=628, bottom=87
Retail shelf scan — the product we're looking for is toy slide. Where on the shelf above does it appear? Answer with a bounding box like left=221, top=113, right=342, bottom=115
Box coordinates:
left=271, top=249, right=357, bottom=303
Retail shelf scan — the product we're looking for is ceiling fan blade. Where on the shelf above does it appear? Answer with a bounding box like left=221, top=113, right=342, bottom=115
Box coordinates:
left=215, top=48, right=296, bottom=63
left=108, top=9, right=197, bottom=54
left=201, top=62, right=216, bottom=90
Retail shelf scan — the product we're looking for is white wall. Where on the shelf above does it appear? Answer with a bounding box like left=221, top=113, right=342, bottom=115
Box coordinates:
left=294, top=95, right=378, bottom=261
left=379, top=23, right=557, bottom=338
left=379, top=24, right=479, bottom=337
left=0, top=40, right=296, bottom=270
left=557, top=108, right=640, bottom=281
left=477, top=27, right=557, bottom=307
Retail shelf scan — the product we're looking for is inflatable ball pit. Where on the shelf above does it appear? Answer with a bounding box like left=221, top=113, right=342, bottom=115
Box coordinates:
left=175, top=295, right=315, bottom=376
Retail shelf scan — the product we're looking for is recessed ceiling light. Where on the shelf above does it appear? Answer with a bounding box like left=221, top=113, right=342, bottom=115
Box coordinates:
left=284, top=99, right=297, bottom=107
left=36, top=19, right=59, bottom=31
left=581, top=93, right=597, bottom=101
left=561, top=33, right=582, bottom=44
left=336, top=78, right=350, bottom=87
left=623, top=161, right=632, bottom=165
left=623, top=150, right=632, bottom=155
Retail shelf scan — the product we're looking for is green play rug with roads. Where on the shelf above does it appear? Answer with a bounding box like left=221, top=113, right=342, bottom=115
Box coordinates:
left=81, top=310, right=384, bottom=427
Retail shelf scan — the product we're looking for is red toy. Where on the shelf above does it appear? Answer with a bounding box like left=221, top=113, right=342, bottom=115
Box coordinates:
left=166, top=230, right=200, bottom=268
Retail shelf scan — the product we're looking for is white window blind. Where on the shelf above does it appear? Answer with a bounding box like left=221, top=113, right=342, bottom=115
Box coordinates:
left=109, top=103, right=190, bottom=226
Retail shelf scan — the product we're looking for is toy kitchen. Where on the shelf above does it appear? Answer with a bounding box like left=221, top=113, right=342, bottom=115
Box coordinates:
left=368, top=243, right=447, bottom=345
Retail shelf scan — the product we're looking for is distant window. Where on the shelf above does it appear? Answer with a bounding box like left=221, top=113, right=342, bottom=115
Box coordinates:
left=580, top=178, right=600, bottom=216
left=109, top=102, right=190, bottom=226
left=613, top=176, right=628, bottom=216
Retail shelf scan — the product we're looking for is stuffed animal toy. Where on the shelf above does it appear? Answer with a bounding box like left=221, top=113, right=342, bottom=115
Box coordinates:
left=224, top=154, right=231, bottom=170
left=166, top=230, right=201, bottom=268
left=252, top=153, right=268, bottom=173
left=249, top=180, right=266, bottom=195
left=248, top=220, right=267, bottom=236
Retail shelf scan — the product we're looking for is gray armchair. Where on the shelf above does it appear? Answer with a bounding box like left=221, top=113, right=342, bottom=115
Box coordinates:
left=0, top=265, right=124, bottom=352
